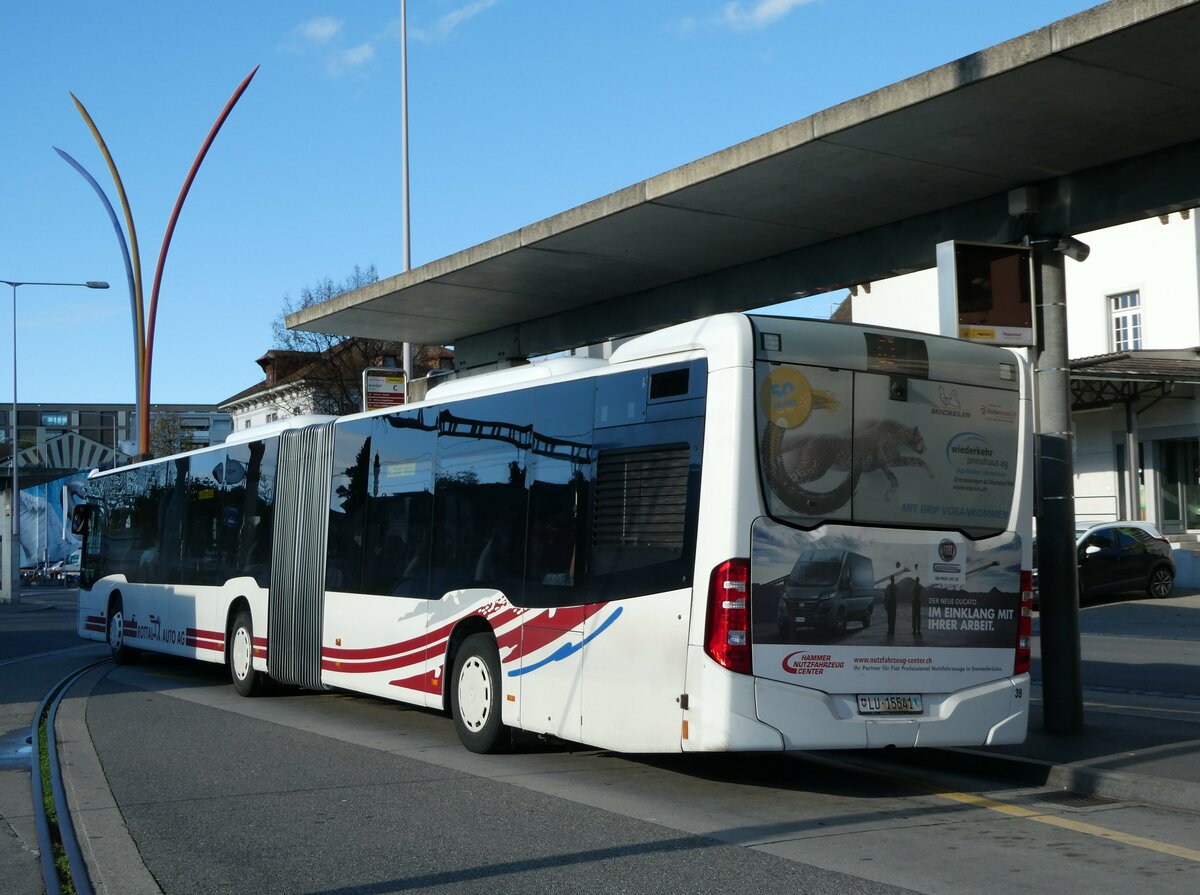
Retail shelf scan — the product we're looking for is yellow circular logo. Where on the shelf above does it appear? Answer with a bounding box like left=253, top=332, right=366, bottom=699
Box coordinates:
left=760, top=367, right=813, bottom=429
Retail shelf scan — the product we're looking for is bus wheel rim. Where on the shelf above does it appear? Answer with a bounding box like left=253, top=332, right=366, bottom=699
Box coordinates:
left=232, top=626, right=252, bottom=680
left=109, top=610, right=123, bottom=651
left=457, top=656, right=491, bottom=732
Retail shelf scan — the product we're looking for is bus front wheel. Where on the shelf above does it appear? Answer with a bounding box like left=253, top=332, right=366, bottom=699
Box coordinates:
left=228, top=610, right=262, bottom=697
left=452, top=633, right=509, bottom=754
left=107, top=597, right=137, bottom=665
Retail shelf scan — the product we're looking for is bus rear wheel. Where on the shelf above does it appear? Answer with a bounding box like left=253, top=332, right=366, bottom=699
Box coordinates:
left=452, top=633, right=509, bottom=754
left=228, top=610, right=262, bottom=697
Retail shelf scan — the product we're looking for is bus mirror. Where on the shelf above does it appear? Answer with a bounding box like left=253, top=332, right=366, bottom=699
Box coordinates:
left=70, top=504, right=91, bottom=536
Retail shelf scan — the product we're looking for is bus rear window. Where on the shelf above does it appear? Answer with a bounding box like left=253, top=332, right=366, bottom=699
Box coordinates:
left=757, top=361, right=1018, bottom=537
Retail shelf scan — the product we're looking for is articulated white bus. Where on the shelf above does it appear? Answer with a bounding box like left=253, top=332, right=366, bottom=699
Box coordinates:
left=75, top=313, right=1032, bottom=753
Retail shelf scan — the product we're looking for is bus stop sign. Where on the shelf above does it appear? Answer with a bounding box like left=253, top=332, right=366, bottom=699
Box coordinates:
left=362, top=368, right=407, bottom=411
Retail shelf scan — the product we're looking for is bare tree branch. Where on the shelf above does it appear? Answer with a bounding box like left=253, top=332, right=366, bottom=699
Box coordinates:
left=272, top=265, right=451, bottom=415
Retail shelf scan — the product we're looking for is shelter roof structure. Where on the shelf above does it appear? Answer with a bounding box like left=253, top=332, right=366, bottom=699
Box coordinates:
left=1070, top=347, right=1200, bottom=410
left=289, top=0, right=1200, bottom=369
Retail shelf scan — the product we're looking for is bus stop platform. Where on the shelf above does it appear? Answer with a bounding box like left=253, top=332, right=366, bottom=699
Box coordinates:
left=891, top=696, right=1200, bottom=814
left=890, top=589, right=1200, bottom=813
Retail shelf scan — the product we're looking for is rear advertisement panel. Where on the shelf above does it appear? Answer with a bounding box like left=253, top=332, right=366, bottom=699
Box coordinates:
left=750, top=520, right=1021, bottom=692
left=757, top=362, right=1019, bottom=536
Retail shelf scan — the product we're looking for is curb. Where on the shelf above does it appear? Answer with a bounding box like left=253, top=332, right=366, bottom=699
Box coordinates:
left=890, top=746, right=1200, bottom=814
left=57, top=662, right=163, bottom=895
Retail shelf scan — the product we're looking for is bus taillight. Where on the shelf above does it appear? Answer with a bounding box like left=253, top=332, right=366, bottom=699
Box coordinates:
left=705, top=558, right=751, bottom=675
left=1014, top=570, right=1033, bottom=676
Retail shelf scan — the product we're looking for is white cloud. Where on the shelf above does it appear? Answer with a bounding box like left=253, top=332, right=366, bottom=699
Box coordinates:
left=288, top=16, right=377, bottom=77
left=339, top=43, right=376, bottom=67
left=297, top=16, right=343, bottom=43
left=413, top=0, right=500, bottom=43
left=720, top=0, right=817, bottom=31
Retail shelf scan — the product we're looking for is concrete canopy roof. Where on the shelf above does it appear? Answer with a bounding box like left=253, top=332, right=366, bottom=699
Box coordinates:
left=289, top=0, right=1200, bottom=368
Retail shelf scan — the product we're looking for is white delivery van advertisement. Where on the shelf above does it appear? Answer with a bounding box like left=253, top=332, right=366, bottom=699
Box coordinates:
left=749, top=520, right=1022, bottom=692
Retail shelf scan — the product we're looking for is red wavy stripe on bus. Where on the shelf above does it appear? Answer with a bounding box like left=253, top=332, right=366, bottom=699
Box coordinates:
left=321, top=655, right=421, bottom=674
left=318, top=602, right=612, bottom=676
left=320, top=604, right=527, bottom=662
left=387, top=669, right=442, bottom=694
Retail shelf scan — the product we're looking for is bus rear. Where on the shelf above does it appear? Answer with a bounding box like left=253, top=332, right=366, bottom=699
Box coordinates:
left=690, top=315, right=1032, bottom=751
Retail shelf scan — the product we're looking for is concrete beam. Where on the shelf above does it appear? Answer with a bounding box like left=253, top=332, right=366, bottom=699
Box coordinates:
left=454, top=137, right=1200, bottom=368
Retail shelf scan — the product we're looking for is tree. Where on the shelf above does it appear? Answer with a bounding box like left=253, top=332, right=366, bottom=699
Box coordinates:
left=272, top=264, right=451, bottom=415
left=149, top=411, right=189, bottom=457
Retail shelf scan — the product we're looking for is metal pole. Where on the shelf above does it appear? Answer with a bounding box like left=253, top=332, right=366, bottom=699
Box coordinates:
left=1125, top=401, right=1140, bottom=519
left=401, top=0, right=415, bottom=386
left=1033, top=247, right=1084, bottom=734
left=9, top=282, right=16, bottom=542
left=401, top=0, right=411, bottom=274
left=9, top=283, right=19, bottom=603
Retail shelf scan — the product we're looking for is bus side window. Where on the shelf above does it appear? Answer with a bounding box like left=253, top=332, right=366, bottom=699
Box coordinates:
left=520, top=380, right=593, bottom=609
left=226, top=438, right=277, bottom=588
left=327, top=421, right=372, bottom=592
left=586, top=364, right=706, bottom=602
left=361, top=412, right=436, bottom=598
left=431, top=392, right=532, bottom=598
left=588, top=420, right=704, bottom=602
left=80, top=505, right=104, bottom=589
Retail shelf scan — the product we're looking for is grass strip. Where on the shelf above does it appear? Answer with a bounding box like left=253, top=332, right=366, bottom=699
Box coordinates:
left=38, top=706, right=77, bottom=895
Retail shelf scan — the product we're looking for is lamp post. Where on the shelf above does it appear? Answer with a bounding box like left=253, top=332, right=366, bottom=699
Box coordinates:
left=1, top=279, right=109, bottom=603
left=100, top=410, right=122, bottom=465
left=400, top=0, right=415, bottom=388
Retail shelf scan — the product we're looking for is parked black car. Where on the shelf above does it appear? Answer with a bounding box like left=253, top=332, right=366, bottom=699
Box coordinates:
left=1034, top=521, right=1175, bottom=607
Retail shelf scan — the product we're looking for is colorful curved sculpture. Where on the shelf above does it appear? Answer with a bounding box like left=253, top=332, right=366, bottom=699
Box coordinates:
left=60, top=67, right=259, bottom=455
left=53, top=147, right=142, bottom=410
left=143, top=66, right=259, bottom=453
left=68, top=94, right=147, bottom=384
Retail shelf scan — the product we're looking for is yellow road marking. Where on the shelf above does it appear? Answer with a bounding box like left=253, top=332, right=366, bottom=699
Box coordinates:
left=809, top=754, right=1200, bottom=863
left=934, top=789, right=1200, bottom=862
left=1081, top=700, right=1200, bottom=718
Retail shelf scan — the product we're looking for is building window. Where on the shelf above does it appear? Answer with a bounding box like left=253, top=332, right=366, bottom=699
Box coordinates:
left=1110, top=291, right=1142, bottom=351
left=266, top=412, right=278, bottom=423
left=41, top=412, right=69, bottom=426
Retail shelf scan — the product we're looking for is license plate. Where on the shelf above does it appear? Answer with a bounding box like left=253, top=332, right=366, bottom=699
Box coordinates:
left=795, top=616, right=806, bottom=624
left=857, top=694, right=923, bottom=714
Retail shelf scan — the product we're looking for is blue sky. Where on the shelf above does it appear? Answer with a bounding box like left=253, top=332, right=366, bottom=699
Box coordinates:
left=2, top=0, right=1096, bottom=405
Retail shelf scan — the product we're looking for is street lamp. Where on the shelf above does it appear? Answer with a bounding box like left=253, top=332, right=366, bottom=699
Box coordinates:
left=1, top=279, right=109, bottom=603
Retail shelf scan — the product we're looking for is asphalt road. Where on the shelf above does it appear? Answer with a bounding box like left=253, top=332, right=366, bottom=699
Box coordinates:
left=1032, top=593, right=1200, bottom=697
left=88, top=653, right=1200, bottom=895
left=88, top=670, right=905, bottom=895
left=4, top=587, right=1200, bottom=895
